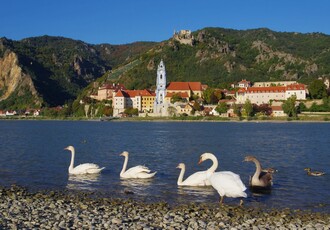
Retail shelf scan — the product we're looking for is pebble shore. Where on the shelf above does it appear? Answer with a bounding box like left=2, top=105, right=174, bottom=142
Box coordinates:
left=1, top=185, right=329, bottom=229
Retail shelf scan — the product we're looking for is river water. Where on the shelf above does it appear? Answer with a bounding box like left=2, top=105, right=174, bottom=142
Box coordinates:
left=0, top=120, right=329, bottom=212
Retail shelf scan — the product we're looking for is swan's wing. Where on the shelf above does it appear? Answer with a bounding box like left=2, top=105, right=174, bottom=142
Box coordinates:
left=123, top=165, right=151, bottom=177
left=182, top=171, right=210, bottom=186
left=259, top=171, right=273, bottom=185
left=136, top=171, right=157, bottom=179
left=71, top=163, right=102, bottom=174
left=210, top=171, right=247, bottom=198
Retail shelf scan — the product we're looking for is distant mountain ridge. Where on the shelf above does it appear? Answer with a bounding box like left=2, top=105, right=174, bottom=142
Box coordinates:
left=1, top=27, right=330, bottom=110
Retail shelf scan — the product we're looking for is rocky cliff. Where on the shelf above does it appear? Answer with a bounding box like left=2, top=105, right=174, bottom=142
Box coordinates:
left=0, top=49, right=42, bottom=108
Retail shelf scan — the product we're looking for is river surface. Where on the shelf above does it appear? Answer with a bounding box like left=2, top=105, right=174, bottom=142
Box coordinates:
left=0, top=120, right=329, bottom=212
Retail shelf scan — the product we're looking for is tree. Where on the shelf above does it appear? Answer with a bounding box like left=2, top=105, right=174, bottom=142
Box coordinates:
left=214, top=89, right=224, bottom=101
left=103, top=106, right=113, bottom=116
left=308, top=79, right=327, bottom=99
left=254, top=104, right=272, bottom=116
left=203, top=88, right=218, bottom=104
left=215, top=102, right=228, bottom=114
left=282, top=95, right=298, bottom=117
left=124, top=107, right=138, bottom=116
left=232, top=103, right=241, bottom=117
left=192, top=101, right=202, bottom=111
left=170, top=93, right=184, bottom=103
left=243, top=99, right=254, bottom=117
left=167, top=106, right=177, bottom=117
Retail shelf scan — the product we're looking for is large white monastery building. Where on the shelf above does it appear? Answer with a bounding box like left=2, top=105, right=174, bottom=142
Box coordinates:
left=236, top=83, right=306, bottom=105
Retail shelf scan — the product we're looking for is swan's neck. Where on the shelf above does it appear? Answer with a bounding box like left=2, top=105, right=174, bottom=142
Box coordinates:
left=206, top=154, right=218, bottom=174
left=252, top=158, right=262, bottom=179
left=120, top=155, right=128, bottom=176
left=69, top=149, right=75, bottom=172
left=177, top=167, right=185, bottom=185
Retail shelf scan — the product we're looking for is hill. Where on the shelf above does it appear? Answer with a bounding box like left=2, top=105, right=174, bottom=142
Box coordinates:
left=115, top=27, right=330, bottom=90
left=0, top=36, right=155, bottom=109
left=1, top=27, right=330, bottom=110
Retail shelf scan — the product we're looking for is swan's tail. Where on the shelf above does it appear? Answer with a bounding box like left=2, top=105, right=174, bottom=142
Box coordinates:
left=87, top=167, right=105, bottom=174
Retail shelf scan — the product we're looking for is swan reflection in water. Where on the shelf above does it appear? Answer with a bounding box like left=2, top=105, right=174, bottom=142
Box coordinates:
left=67, top=173, right=101, bottom=191
left=177, top=186, right=216, bottom=203
left=120, top=178, right=154, bottom=195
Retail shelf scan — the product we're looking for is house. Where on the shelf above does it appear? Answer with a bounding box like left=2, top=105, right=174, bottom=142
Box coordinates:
left=175, top=103, right=193, bottom=115
left=5, top=110, right=17, bottom=116
left=231, top=79, right=251, bottom=88
left=90, top=83, right=126, bottom=101
left=285, top=84, right=307, bottom=100
left=113, top=89, right=155, bottom=117
left=271, top=105, right=286, bottom=117
left=0, top=110, right=6, bottom=116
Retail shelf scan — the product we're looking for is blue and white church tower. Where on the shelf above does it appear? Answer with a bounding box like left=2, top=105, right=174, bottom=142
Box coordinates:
left=153, top=60, right=168, bottom=116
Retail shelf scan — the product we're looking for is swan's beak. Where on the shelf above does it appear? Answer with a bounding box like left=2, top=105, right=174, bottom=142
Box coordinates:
left=198, top=158, right=203, bottom=165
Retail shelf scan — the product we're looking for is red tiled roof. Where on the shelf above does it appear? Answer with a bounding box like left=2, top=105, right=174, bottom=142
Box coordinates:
left=165, top=92, right=189, bottom=98
left=271, top=106, right=283, bottom=111
left=166, top=82, right=202, bottom=91
left=286, top=83, right=306, bottom=90
left=237, top=84, right=306, bottom=93
left=238, top=79, right=250, bottom=84
left=115, top=89, right=153, bottom=98
left=238, top=86, right=286, bottom=93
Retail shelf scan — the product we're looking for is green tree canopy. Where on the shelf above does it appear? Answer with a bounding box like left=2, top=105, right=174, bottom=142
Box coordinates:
left=282, top=95, right=298, bottom=117
left=170, top=93, right=184, bottom=104
left=232, top=103, right=241, bottom=117
left=215, top=102, right=228, bottom=114
left=308, top=79, right=327, bottom=99
left=242, top=99, right=254, bottom=117
left=203, top=88, right=218, bottom=104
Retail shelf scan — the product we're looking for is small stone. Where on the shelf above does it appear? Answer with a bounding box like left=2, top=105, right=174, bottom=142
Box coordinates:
left=111, top=218, right=122, bottom=225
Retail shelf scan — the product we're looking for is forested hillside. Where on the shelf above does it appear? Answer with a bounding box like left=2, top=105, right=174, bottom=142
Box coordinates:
left=1, top=27, right=330, bottom=110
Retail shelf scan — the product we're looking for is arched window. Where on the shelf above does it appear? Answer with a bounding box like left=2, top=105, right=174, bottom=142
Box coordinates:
left=160, top=74, right=162, bottom=80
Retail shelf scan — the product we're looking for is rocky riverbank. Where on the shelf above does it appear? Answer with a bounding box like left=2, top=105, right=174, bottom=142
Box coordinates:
left=1, top=185, right=329, bottom=229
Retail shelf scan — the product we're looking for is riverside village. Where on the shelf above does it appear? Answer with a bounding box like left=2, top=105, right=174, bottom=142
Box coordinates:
left=86, top=59, right=329, bottom=119
left=1, top=58, right=329, bottom=120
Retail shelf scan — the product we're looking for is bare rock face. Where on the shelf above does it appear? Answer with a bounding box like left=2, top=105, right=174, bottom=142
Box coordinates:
left=0, top=51, right=41, bottom=105
left=147, top=59, right=155, bottom=71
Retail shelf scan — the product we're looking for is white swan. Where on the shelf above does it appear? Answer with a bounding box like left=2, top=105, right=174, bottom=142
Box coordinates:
left=199, top=153, right=247, bottom=205
left=64, top=146, right=105, bottom=175
left=120, top=151, right=156, bottom=179
left=176, top=163, right=211, bottom=186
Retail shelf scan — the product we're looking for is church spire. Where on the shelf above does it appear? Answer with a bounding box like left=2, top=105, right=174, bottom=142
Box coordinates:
left=155, top=59, right=166, bottom=105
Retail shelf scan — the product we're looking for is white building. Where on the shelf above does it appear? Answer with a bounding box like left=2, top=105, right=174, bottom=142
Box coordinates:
left=113, top=89, right=154, bottom=117
left=253, top=81, right=297, bottom=87
left=236, top=83, right=306, bottom=105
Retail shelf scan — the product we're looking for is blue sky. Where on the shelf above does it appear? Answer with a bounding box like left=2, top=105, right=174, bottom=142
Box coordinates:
left=1, top=0, right=329, bottom=45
